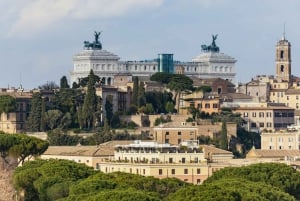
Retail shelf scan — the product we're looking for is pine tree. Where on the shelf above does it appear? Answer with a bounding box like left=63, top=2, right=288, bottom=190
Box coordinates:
left=82, top=70, right=97, bottom=129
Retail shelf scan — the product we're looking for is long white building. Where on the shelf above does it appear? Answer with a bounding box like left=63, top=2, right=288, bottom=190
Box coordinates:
left=70, top=33, right=236, bottom=85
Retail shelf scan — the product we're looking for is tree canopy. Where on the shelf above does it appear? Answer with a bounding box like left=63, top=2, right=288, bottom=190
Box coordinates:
left=0, top=95, right=16, bottom=114
left=12, top=161, right=300, bottom=201
left=13, top=160, right=188, bottom=201
left=0, top=132, right=48, bottom=167
left=150, top=72, right=173, bottom=84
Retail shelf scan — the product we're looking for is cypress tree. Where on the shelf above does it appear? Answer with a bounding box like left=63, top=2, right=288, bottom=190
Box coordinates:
left=220, top=121, right=228, bottom=150
left=82, top=70, right=97, bottom=129
left=105, top=95, right=113, bottom=125
left=40, top=98, right=46, bottom=131
left=60, top=75, right=70, bottom=88
left=132, top=76, right=139, bottom=106
left=137, top=81, right=145, bottom=107
left=27, top=93, right=42, bottom=132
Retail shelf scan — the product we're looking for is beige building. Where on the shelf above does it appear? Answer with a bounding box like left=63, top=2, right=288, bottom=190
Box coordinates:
left=260, top=130, right=300, bottom=150
left=0, top=88, right=32, bottom=133
left=237, top=75, right=272, bottom=102
left=152, top=121, right=237, bottom=145
left=41, top=140, right=234, bottom=184
left=41, top=141, right=134, bottom=167
left=224, top=102, right=294, bottom=132
left=96, top=140, right=233, bottom=184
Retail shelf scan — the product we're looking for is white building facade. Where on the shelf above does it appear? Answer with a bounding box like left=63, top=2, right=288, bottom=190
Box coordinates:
left=70, top=33, right=236, bottom=85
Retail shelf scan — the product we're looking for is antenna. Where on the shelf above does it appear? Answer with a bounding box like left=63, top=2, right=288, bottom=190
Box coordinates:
left=282, top=22, right=286, bottom=40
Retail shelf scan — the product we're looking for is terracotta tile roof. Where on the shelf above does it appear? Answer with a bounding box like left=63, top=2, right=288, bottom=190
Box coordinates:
left=200, top=145, right=233, bottom=156
left=285, top=88, right=300, bottom=94
left=43, top=141, right=135, bottom=157
left=247, top=149, right=300, bottom=158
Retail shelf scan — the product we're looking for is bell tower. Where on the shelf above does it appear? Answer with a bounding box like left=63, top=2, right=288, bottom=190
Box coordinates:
left=275, top=33, right=291, bottom=82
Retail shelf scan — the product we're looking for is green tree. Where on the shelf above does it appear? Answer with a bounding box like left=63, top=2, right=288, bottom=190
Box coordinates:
left=105, top=95, right=114, bottom=125
left=150, top=72, right=173, bottom=84
left=0, top=95, right=16, bottom=114
left=165, top=101, right=175, bottom=114
left=82, top=70, right=97, bottom=129
left=219, top=121, right=228, bottom=150
left=60, top=75, right=70, bottom=89
left=205, top=163, right=300, bottom=199
left=140, top=103, right=154, bottom=115
left=0, top=133, right=48, bottom=167
left=27, top=93, right=43, bottom=132
left=13, top=159, right=94, bottom=201
left=166, top=74, right=193, bottom=113
left=45, top=109, right=63, bottom=130
left=47, top=129, right=80, bottom=146
left=132, top=76, right=139, bottom=106
left=166, top=178, right=295, bottom=201
left=59, top=112, right=72, bottom=129
left=40, top=98, right=46, bottom=131
left=77, top=106, right=84, bottom=130
left=138, top=81, right=145, bottom=107
left=38, top=81, right=59, bottom=90
left=9, top=135, right=49, bottom=165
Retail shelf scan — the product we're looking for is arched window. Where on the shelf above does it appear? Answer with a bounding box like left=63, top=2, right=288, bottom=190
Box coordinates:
left=280, top=65, right=284, bottom=72
left=280, top=50, right=284, bottom=59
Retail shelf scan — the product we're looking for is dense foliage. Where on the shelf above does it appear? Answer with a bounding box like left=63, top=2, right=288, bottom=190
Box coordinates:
left=0, top=95, right=16, bottom=114
left=27, top=92, right=43, bottom=132
left=13, top=160, right=188, bottom=201
left=205, top=163, right=300, bottom=199
left=0, top=132, right=48, bottom=166
left=13, top=159, right=94, bottom=201
left=166, top=179, right=295, bottom=201
left=13, top=161, right=300, bottom=201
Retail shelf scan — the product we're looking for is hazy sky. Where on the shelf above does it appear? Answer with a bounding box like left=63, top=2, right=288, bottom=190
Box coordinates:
left=1, top=0, right=300, bottom=89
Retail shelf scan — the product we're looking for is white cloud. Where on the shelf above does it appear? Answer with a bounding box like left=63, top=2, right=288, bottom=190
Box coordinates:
left=8, top=0, right=163, bottom=36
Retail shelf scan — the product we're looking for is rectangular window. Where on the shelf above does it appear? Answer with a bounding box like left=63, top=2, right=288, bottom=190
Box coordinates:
left=259, top=123, right=264, bottom=127
left=244, top=112, right=248, bottom=117
left=182, top=158, right=186, bottom=164
left=178, top=132, right=181, bottom=135
left=169, top=158, right=173, bottom=163
left=197, top=168, right=201, bottom=174
left=251, top=123, right=256, bottom=128
left=159, top=169, right=163, bottom=175
left=213, top=103, right=218, bottom=108
left=205, top=103, right=210, bottom=108
left=171, top=169, right=175, bottom=175
left=184, top=169, right=188, bottom=174
left=252, top=112, right=256, bottom=117
left=197, top=179, right=201, bottom=184
left=166, top=132, right=169, bottom=135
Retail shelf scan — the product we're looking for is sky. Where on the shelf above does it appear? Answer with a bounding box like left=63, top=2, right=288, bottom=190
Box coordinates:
left=1, top=0, right=300, bottom=89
